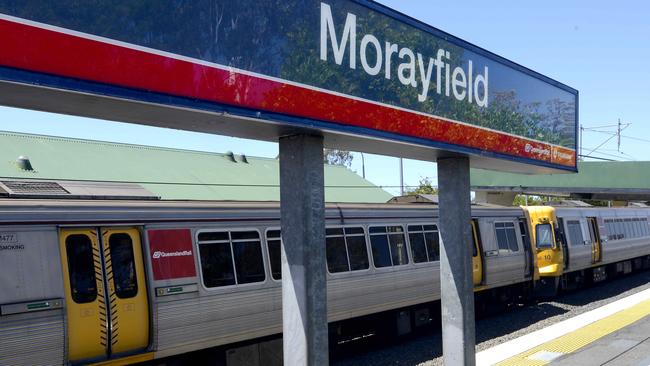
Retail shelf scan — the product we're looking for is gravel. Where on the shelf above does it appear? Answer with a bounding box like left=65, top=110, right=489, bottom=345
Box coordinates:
left=331, top=270, right=650, bottom=366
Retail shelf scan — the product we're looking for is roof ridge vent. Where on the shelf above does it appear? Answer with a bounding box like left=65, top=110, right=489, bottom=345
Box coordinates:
left=225, top=151, right=236, bottom=163
left=16, top=156, right=34, bottom=171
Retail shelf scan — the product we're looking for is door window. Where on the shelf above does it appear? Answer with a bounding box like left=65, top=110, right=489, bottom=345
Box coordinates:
left=109, top=233, right=138, bottom=299
left=65, top=234, right=98, bottom=304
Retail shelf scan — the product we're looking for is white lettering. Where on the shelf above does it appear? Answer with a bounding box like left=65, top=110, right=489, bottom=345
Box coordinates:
left=152, top=250, right=193, bottom=259
left=417, top=53, right=434, bottom=102
left=360, top=34, right=382, bottom=75
left=452, top=66, right=467, bottom=101
left=398, top=47, right=416, bottom=87
left=525, top=143, right=551, bottom=156
left=319, top=2, right=489, bottom=107
left=474, top=66, right=489, bottom=107
left=384, top=42, right=398, bottom=80
left=320, top=3, right=356, bottom=69
left=434, top=49, right=445, bottom=95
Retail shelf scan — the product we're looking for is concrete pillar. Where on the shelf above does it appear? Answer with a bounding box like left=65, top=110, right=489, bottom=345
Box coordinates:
left=279, top=134, right=328, bottom=366
left=437, top=156, right=475, bottom=365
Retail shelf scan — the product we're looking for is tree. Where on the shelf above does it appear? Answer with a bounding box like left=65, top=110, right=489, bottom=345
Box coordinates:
left=512, top=194, right=543, bottom=206
left=323, top=149, right=353, bottom=167
left=406, top=177, right=438, bottom=195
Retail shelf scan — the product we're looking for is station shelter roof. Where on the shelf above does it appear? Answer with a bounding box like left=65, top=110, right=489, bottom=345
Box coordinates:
left=0, top=131, right=392, bottom=203
left=470, top=161, right=650, bottom=201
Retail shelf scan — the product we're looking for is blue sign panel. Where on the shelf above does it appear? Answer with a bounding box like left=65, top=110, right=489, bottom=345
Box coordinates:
left=0, top=0, right=578, bottom=170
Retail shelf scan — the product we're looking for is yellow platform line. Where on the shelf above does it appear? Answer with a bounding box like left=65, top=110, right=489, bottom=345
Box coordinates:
left=496, top=299, right=650, bottom=366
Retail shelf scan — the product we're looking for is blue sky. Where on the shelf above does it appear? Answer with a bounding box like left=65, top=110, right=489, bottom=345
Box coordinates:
left=1, top=1, right=648, bottom=195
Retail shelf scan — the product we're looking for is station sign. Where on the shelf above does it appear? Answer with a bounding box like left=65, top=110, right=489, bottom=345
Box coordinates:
left=0, top=0, right=577, bottom=171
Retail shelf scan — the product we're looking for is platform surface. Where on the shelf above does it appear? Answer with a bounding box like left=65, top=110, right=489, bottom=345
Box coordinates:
left=476, top=287, right=650, bottom=366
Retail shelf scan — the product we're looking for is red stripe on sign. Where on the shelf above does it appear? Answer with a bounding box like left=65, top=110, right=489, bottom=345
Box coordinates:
left=147, top=229, right=196, bottom=281
left=0, top=18, right=575, bottom=167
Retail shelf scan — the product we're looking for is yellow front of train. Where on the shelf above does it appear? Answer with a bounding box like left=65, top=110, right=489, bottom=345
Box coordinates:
left=522, top=206, right=565, bottom=296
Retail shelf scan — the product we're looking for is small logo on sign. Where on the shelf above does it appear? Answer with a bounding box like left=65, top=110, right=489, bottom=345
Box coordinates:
left=524, top=143, right=550, bottom=156
left=553, top=149, right=573, bottom=161
left=152, top=250, right=192, bottom=259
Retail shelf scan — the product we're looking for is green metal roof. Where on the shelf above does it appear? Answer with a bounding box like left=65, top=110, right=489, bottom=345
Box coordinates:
left=471, top=161, right=650, bottom=201
left=0, top=131, right=392, bottom=203
left=471, top=161, right=650, bottom=189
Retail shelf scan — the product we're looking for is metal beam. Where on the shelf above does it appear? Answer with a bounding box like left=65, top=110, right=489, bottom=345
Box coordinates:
left=279, top=134, right=328, bottom=365
left=438, top=156, right=475, bottom=365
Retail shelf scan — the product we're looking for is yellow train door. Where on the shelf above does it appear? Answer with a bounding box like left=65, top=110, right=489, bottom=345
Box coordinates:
left=588, top=217, right=602, bottom=264
left=471, top=220, right=483, bottom=286
left=60, top=227, right=149, bottom=363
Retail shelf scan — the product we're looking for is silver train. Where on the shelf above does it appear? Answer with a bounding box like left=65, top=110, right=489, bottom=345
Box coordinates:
left=1, top=198, right=649, bottom=365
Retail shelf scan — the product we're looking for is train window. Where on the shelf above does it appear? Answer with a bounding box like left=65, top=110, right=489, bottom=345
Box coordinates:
left=389, top=227, right=409, bottom=265
left=370, top=231, right=392, bottom=268
left=198, top=232, right=229, bottom=242
left=198, top=230, right=265, bottom=288
left=347, top=235, right=369, bottom=270
left=266, top=230, right=282, bottom=280
left=408, top=224, right=440, bottom=263
left=632, top=218, right=641, bottom=238
left=566, top=221, right=584, bottom=247
left=535, top=223, right=554, bottom=249
left=638, top=219, right=644, bottom=237
left=639, top=219, right=644, bottom=236
left=604, top=219, right=615, bottom=241
left=370, top=225, right=409, bottom=268
left=327, top=228, right=344, bottom=236
left=326, top=234, right=349, bottom=273
left=616, top=219, right=624, bottom=240
left=408, top=226, right=427, bottom=263
left=109, top=233, right=138, bottom=299
left=326, top=226, right=369, bottom=273
left=199, top=241, right=236, bottom=287
left=65, top=234, right=98, bottom=304
left=233, top=241, right=265, bottom=284
left=495, top=222, right=519, bottom=253
left=624, top=219, right=632, bottom=238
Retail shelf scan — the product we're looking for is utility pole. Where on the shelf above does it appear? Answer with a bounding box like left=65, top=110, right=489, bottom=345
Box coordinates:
left=617, top=119, right=621, bottom=152
left=579, top=124, right=583, bottom=159
left=399, top=157, right=404, bottom=196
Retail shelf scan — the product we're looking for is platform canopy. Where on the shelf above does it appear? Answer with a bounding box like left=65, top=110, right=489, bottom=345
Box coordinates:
left=471, top=161, right=650, bottom=201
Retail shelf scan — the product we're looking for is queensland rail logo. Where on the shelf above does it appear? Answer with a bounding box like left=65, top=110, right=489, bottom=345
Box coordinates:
left=320, top=2, right=489, bottom=107
left=152, top=250, right=192, bottom=259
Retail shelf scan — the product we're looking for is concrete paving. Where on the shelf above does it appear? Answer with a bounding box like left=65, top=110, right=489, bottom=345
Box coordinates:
left=551, top=315, right=650, bottom=366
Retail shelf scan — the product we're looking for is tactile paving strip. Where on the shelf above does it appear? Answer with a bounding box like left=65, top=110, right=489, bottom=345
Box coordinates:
left=496, top=299, right=650, bottom=366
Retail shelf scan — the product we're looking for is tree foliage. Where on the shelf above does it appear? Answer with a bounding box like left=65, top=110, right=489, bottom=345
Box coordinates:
left=406, top=177, right=438, bottom=195
left=323, top=149, right=353, bottom=167
left=512, top=194, right=543, bottom=206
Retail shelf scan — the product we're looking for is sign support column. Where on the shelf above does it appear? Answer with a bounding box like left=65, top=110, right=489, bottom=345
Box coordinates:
left=279, top=133, right=328, bottom=365
left=438, top=156, right=475, bottom=365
